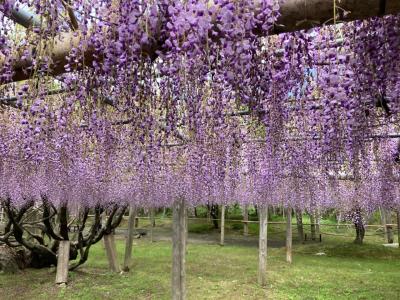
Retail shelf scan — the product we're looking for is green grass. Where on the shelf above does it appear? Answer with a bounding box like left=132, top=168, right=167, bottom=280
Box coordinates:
left=188, top=223, right=216, bottom=234
left=136, top=214, right=391, bottom=244
left=1, top=235, right=400, bottom=300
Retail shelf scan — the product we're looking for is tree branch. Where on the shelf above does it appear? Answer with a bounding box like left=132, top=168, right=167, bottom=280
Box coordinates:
left=42, top=197, right=63, bottom=241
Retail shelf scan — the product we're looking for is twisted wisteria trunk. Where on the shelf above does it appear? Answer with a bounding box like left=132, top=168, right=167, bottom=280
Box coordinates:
left=210, top=205, right=219, bottom=229
left=354, top=221, right=365, bottom=245
left=2, top=199, right=59, bottom=268
left=353, top=209, right=365, bottom=245
left=0, top=197, right=127, bottom=272
left=206, top=204, right=219, bottom=229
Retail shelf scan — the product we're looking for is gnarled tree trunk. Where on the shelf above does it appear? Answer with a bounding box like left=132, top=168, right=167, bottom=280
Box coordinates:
left=0, top=197, right=127, bottom=272
left=354, top=221, right=365, bottom=244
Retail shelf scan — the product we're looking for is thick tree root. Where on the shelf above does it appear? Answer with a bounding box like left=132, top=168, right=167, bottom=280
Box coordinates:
left=0, top=245, right=30, bottom=273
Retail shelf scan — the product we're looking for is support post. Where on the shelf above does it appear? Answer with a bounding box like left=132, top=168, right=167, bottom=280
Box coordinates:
left=310, top=212, right=316, bottom=241
left=385, top=209, right=394, bottom=243
left=0, top=205, right=4, bottom=223
left=172, top=199, right=187, bottom=300
left=104, top=233, right=121, bottom=272
left=315, top=209, right=321, bottom=238
left=397, top=209, right=400, bottom=246
left=336, top=212, right=342, bottom=230
left=55, top=241, right=70, bottom=285
left=220, top=205, right=225, bottom=246
left=380, top=207, right=394, bottom=243
left=295, top=209, right=304, bottom=243
left=258, top=205, right=268, bottom=286
left=243, top=205, right=249, bottom=236
left=123, top=206, right=136, bottom=272
left=31, top=207, right=41, bottom=236
left=150, top=208, right=155, bottom=242
left=380, top=207, right=388, bottom=238
left=286, top=207, right=292, bottom=264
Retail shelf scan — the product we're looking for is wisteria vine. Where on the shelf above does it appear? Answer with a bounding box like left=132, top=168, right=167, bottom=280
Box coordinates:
left=0, top=1, right=399, bottom=227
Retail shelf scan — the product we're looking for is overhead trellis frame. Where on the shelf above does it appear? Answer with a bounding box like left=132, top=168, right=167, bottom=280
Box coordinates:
left=1, top=0, right=400, bottom=83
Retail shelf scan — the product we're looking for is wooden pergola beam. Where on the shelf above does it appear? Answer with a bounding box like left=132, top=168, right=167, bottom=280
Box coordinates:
left=1, top=0, right=399, bottom=83
left=276, top=0, right=398, bottom=33
left=8, top=1, right=41, bottom=28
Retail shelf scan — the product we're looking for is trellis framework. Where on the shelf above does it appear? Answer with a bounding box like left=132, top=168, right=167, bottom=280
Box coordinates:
left=1, top=1, right=400, bottom=299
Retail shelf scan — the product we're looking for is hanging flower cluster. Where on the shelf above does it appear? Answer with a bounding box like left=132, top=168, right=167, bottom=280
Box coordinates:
left=0, top=1, right=399, bottom=215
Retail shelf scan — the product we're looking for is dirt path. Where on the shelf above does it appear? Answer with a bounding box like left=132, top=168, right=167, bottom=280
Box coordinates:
left=115, top=226, right=286, bottom=248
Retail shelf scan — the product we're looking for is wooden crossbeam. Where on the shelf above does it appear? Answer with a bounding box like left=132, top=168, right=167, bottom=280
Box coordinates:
left=1, top=0, right=399, bottom=83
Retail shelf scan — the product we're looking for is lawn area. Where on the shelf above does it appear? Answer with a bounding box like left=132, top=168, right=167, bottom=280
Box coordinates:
left=1, top=235, right=400, bottom=300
